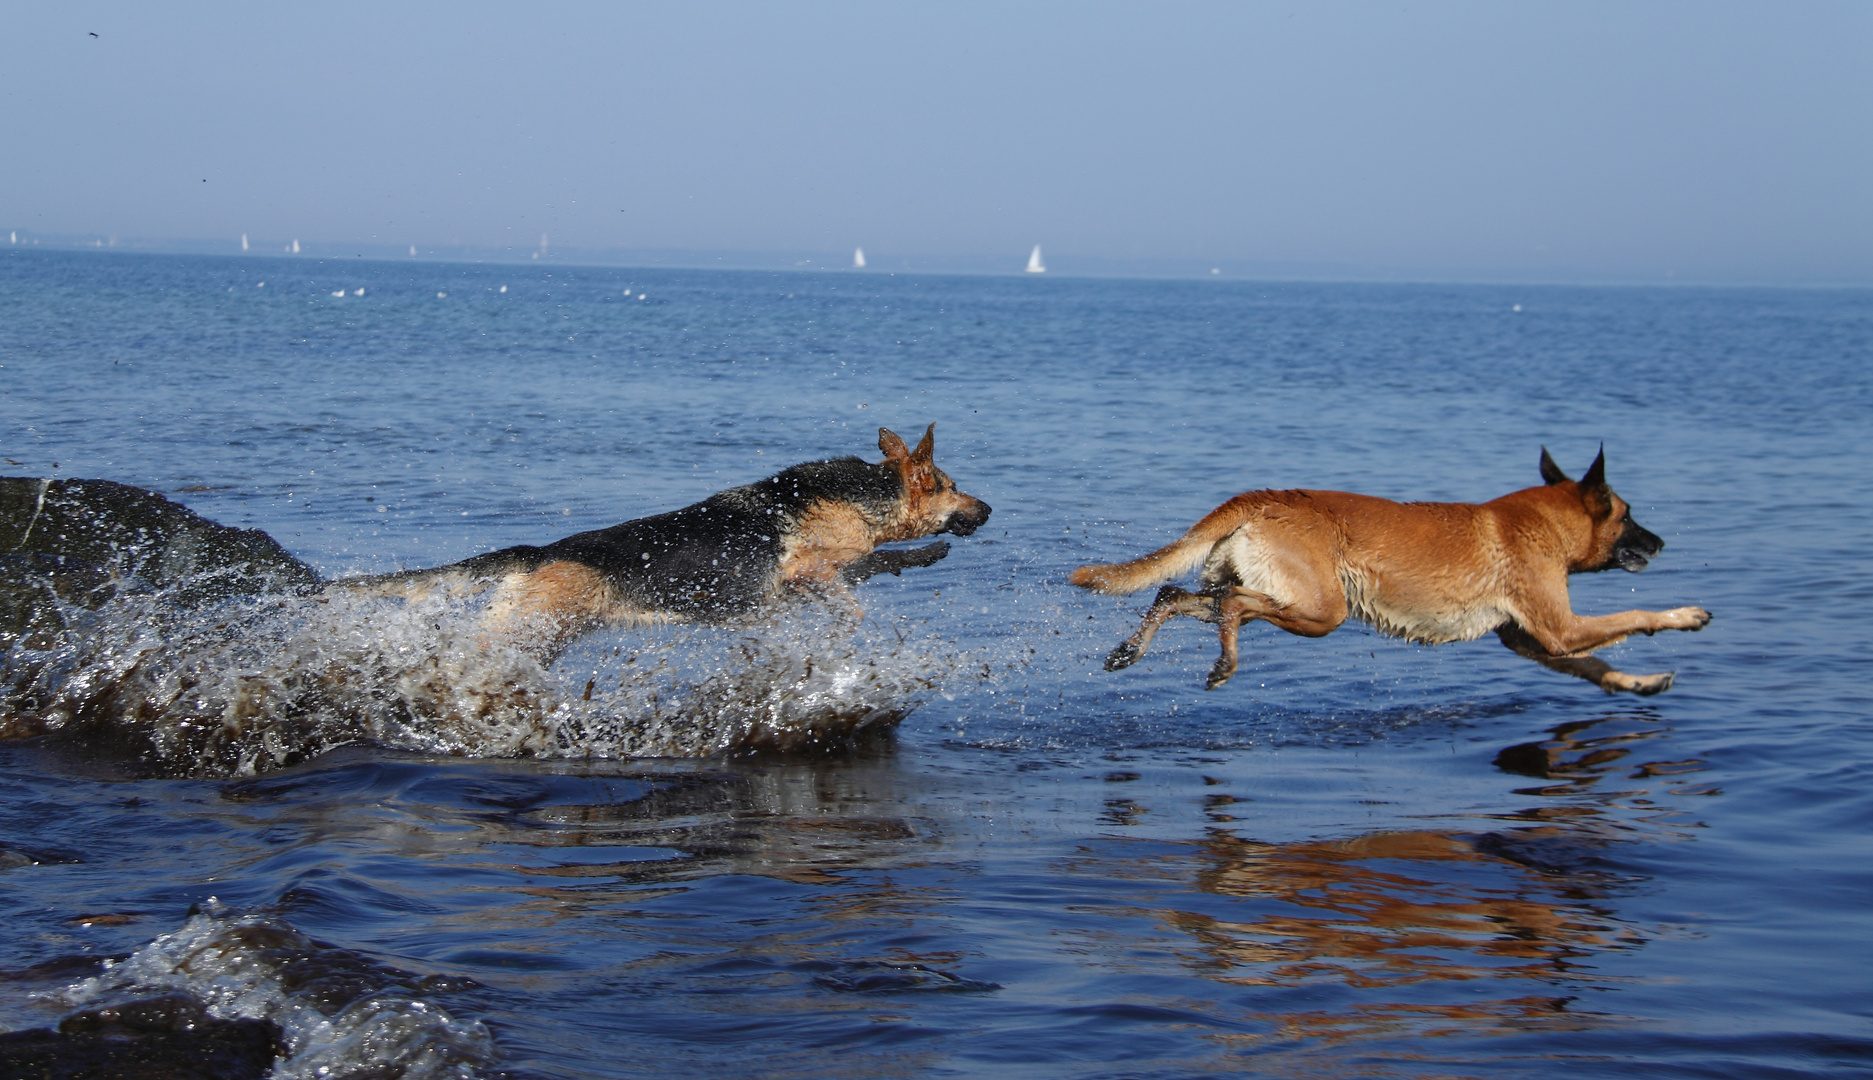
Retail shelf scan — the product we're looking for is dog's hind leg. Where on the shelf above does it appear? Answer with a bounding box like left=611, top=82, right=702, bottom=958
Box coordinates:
left=1105, top=585, right=1219, bottom=671
left=1495, top=624, right=1674, bottom=696
left=480, top=562, right=616, bottom=664
left=1206, top=585, right=1345, bottom=690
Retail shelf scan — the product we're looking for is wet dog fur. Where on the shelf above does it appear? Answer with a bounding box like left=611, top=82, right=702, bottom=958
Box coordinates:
left=348, top=426, right=990, bottom=661
left=1070, top=448, right=1710, bottom=695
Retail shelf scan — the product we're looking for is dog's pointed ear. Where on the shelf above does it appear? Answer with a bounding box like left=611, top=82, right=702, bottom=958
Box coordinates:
left=910, top=423, right=935, bottom=465
left=878, top=427, right=910, bottom=463
left=1581, top=444, right=1607, bottom=491
left=1539, top=446, right=1570, bottom=485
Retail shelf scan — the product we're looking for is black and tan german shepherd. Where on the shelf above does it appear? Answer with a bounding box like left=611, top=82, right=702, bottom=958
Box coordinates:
left=1071, top=448, right=1709, bottom=695
left=350, top=425, right=991, bottom=660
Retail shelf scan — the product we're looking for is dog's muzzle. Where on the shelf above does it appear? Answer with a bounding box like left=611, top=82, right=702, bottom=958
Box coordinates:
left=942, top=501, right=992, bottom=537
left=1615, top=519, right=1664, bottom=572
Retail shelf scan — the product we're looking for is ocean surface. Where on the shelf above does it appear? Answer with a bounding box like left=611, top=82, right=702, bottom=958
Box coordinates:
left=1, top=249, right=1869, bottom=1079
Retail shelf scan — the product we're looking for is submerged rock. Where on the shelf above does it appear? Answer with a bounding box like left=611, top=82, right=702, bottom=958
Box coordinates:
left=0, top=994, right=281, bottom=1080
left=47, top=906, right=498, bottom=1080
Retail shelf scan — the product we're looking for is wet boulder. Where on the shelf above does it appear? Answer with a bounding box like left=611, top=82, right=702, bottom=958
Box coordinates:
left=0, top=477, right=319, bottom=648
left=0, top=994, right=281, bottom=1080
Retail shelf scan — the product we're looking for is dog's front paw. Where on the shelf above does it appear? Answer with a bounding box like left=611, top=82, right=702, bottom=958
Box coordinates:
left=1633, top=672, right=1675, bottom=695
left=1204, top=657, right=1237, bottom=691
left=1105, top=642, right=1141, bottom=671
left=899, top=540, right=950, bottom=570
left=846, top=542, right=953, bottom=583
left=1603, top=670, right=1675, bottom=695
left=1666, top=606, right=1712, bottom=631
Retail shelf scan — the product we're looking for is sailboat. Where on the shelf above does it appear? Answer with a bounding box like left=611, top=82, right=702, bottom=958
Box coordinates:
left=853, top=247, right=867, bottom=269
left=1026, top=245, right=1046, bottom=274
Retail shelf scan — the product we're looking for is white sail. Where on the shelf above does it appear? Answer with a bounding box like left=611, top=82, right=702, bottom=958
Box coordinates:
left=853, top=247, right=866, bottom=269
left=1026, top=244, right=1046, bottom=273
left=240, top=233, right=248, bottom=251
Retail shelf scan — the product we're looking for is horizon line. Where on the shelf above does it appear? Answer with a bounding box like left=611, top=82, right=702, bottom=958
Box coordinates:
left=5, top=231, right=1869, bottom=290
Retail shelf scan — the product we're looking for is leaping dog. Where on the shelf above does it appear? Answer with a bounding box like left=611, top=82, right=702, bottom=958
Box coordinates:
left=352, top=425, right=991, bottom=660
left=1071, top=448, right=1709, bottom=695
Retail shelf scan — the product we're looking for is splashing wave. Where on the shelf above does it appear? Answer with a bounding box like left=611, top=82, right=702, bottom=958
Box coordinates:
left=3, top=572, right=960, bottom=777
left=52, top=901, right=495, bottom=1080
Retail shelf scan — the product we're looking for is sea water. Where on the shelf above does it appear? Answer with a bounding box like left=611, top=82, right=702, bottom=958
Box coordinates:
left=1, top=249, right=1869, bottom=1078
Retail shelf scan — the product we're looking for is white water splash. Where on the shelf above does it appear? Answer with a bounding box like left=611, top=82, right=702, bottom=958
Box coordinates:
left=56, top=902, right=494, bottom=1080
left=3, top=576, right=968, bottom=776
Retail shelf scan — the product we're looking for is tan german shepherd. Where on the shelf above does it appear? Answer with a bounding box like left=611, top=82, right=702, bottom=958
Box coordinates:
left=1070, top=448, right=1709, bottom=695
left=350, top=425, right=991, bottom=661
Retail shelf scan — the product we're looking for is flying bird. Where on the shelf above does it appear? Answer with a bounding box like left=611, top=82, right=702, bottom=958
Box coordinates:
left=89, top=31, right=98, bottom=37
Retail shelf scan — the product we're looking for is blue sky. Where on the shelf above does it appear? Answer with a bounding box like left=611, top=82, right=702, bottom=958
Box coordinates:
left=2, top=2, right=1868, bottom=281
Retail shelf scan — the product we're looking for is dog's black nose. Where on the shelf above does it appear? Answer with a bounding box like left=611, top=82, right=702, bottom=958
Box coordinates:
left=944, top=501, right=991, bottom=536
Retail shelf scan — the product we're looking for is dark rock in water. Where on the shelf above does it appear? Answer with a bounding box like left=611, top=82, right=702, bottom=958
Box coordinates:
left=0, top=554, right=119, bottom=653
left=0, top=476, right=318, bottom=594
left=0, top=477, right=319, bottom=650
left=0, top=994, right=281, bottom=1080
left=1, top=478, right=322, bottom=745
left=58, top=994, right=217, bottom=1034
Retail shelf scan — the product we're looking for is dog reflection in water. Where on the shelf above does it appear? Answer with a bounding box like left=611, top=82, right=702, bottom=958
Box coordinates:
left=347, top=425, right=991, bottom=662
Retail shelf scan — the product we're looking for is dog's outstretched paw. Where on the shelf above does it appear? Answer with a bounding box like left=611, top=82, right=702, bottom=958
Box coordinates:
left=842, top=541, right=952, bottom=583
left=1604, top=670, right=1675, bottom=695
left=1669, top=607, right=1712, bottom=631
left=1105, top=642, right=1141, bottom=671
left=1204, top=658, right=1236, bottom=691
left=1632, top=671, right=1675, bottom=696
left=897, top=540, right=950, bottom=571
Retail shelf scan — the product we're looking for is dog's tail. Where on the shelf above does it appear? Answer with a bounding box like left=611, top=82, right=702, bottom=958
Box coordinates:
left=1069, top=505, right=1244, bottom=595
left=333, top=547, right=541, bottom=599
left=332, top=564, right=493, bottom=601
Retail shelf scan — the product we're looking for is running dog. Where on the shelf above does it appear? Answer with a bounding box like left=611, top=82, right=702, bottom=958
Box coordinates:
left=353, top=425, right=990, bottom=660
left=1070, top=448, right=1709, bottom=695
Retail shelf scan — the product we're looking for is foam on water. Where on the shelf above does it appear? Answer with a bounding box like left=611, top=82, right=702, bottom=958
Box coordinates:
left=54, top=901, right=495, bottom=1080
left=3, top=570, right=973, bottom=777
